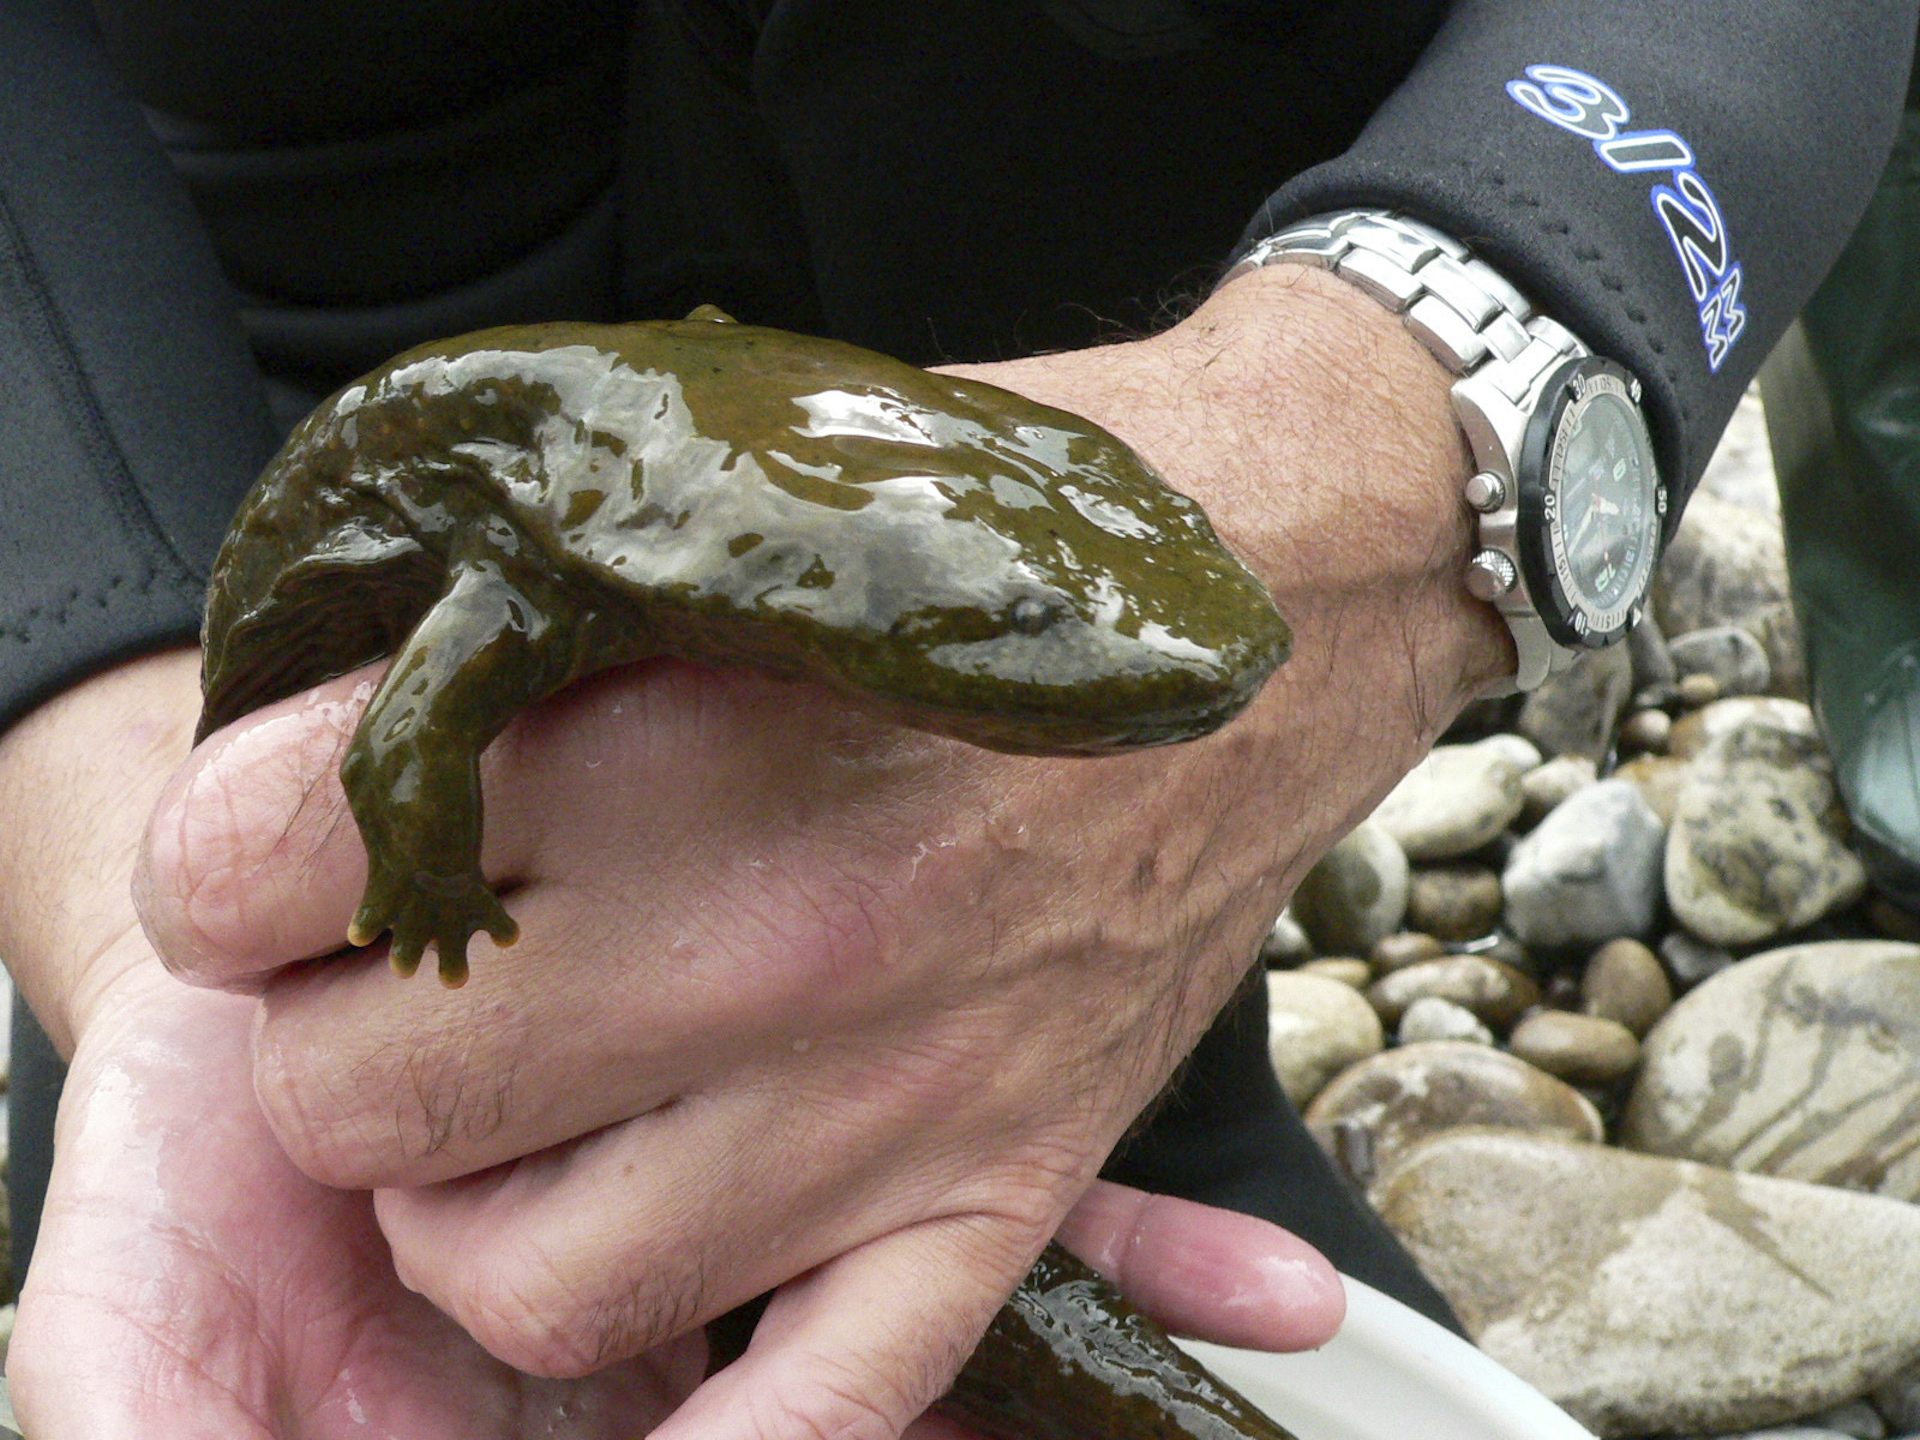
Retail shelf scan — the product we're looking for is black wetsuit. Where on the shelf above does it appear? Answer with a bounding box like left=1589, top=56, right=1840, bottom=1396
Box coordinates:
left=3, top=0, right=1915, bottom=1332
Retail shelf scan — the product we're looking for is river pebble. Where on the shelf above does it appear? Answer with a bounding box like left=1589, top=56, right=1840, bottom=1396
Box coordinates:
left=1405, top=864, right=1502, bottom=942
left=1617, top=708, right=1673, bottom=756
left=1366, top=954, right=1539, bottom=1030
left=1369, top=741, right=1526, bottom=861
left=1517, top=643, right=1635, bottom=760
left=1259, top=910, right=1311, bottom=967
left=1303, top=1042, right=1601, bottom=1186
left=1665, top=721, right=1867, bottom=945
left=1396, top=995, right=1493, bottom=1046
left=1620, top=941, right=1920, bottom=1200
left=1519, top=753, right=1597, bottom=828
left=1581, top=938, right=1673, bottom=1036
left=1806, top=1399, right=1890, bottom=1439
left=1677, top=671, right=1723, bottom=708
left=1370, top=1130, right=1920, bottom=1437
left=1289, top=821, right=1408, bottom=957
left=1264, top=970, right=1385, bottom=1108
left=1614, top=752, right=1694, bottom=824
left=1298, top=956, right=1371, bottom=988
left=1661, top=930, right=1738, bottom=991
left=1653, top=490, right=1806, bottom=700
left=1668, top=695, right=1818, bottom=759
left=1503, top=778, right=1666, bottom=950
left=1669, top=624, right=1773, bottom=698
left=1508, top=1010, right=1641, bottom=1087
left=1871, top=1363, right=1920, bottom=1433
left=1369, top=930, right=1446, bottom=974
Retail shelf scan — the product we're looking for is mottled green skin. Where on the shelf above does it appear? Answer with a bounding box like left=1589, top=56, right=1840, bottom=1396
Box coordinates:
left=200, top=308, right=1288, bottom=981
left=942, top=1243, right=1301, bottom=1440
left=198, top=310, right=1299, bottom=1439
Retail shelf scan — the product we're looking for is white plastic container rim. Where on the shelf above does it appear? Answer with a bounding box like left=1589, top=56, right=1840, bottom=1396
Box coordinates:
left=1176, top=1273, right=1598, bottom=1440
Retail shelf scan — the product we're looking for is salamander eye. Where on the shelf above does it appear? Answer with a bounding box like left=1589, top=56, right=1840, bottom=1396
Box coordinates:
left=1010, top=596, right=1063, bottom=635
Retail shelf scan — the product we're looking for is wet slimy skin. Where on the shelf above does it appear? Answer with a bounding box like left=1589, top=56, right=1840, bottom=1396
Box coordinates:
left=199, top=307, right=1289, bottom=985
left=198, top=310, right=1300, bottom=1440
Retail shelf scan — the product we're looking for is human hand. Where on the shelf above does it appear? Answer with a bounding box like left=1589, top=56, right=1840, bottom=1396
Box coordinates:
left=0, top=651, right=1345, bottom=1440
left=133, top=263, right=1507, bottom=1437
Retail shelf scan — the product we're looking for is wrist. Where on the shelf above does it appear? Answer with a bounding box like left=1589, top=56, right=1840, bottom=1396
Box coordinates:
left=1152, top=260, right=1516, bottom=703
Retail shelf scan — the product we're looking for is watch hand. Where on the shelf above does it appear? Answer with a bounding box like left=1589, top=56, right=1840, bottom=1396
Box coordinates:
left=1570, top=507, right=1596, bottom=552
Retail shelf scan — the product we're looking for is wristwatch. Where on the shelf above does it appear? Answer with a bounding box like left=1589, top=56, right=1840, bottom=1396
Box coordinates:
left=1223, top=209, right=1667, bottom=694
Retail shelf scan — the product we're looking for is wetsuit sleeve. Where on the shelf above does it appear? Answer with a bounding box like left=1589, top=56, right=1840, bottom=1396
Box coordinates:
left=0, top=0, right=275, bottom=737
left=1245, top=1, right=1920, bottom=510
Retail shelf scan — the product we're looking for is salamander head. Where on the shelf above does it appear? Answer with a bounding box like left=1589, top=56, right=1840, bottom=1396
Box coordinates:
left=806, top=394, right=1292, bottom=756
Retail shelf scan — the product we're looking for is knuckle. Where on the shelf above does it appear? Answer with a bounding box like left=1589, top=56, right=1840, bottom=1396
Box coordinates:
left=457, top=1241, right=710, bottom=1379
left=254, top=1011, right=516, bottom=1187
left=157, top=714, right=356, bottom=974
left=252, top=1031, right=387, bottom=1187
left=747, top=1356, right=917, bottom=1440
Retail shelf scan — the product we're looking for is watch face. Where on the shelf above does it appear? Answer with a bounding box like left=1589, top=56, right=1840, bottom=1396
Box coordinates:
left=1523, top=360, right=1663, bottom=648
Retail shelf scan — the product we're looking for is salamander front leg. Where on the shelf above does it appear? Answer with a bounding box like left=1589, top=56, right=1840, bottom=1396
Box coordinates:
left=341, top=558, right=583, bottom=985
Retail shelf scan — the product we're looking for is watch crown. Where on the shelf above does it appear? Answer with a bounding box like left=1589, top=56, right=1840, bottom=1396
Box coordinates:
left=1629, top=378, right=1643, bottom=403
left=1466, top=548, right=1518, bottom=601
left=1463, top=471, right=1508, bottom=513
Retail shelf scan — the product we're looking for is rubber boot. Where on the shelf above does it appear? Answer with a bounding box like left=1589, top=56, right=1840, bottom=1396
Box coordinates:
left=1760, top=103, right=1920, bottom=910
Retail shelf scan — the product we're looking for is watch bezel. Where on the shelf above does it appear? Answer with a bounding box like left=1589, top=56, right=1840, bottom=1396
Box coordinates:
left=1515, top=356, right=1663, bottom=651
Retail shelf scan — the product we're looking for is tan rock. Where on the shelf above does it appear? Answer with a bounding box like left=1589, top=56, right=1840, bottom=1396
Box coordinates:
left=1509, top=1011, right=1641, bottom=1087
left=1372, top=1130, right=1920, bottom=1436
left=1265, top=970, right=1385, bottom=1109
left=1581, top=938, right=1673, bottom=1037
left=1621, top=940, right=1920, bottom=1200
left=1665, top=722, right=1866, bottom=945
left=1367, top=954, right=1539, bottom=1030
left=1304, top=1042, right=1601, bottom=1186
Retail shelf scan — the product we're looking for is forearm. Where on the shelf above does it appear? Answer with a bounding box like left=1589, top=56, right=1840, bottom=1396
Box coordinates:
left=1252, top=0, right=1919, bottom=507
left=0, top=648, right=201, bottom=1056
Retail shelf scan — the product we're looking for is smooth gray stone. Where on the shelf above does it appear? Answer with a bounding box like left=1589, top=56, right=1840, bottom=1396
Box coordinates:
left=1371, top=1131, right=1920, bottom=1437
left=1872, top=1361, right=1920, bottom=1433
left=1370, top=741, right=1527, bottom=862
left=1504, top=779, right=1666, bottom=950
left=1621, top=940, right=1920, bottom=1201
left=1805, top=1398, right=1889, bottom=1439
left=1518, top=642, right=1635, bottom=760
left=1661, top=929, right=1737, bottom=990
left=1520, top=753, right=1598, bottom=829
left=1629, top=608, right=1677, bottom=689
left=1670, top=623, right=1773, bottom=697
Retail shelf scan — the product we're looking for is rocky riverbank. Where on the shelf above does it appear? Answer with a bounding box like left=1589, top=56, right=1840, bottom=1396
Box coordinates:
left=1263, top=392, right=1920, bottom=1439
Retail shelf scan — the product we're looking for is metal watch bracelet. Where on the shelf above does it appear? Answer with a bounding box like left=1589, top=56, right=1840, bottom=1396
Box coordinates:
left=1222, top=209, right=1613, bottom=693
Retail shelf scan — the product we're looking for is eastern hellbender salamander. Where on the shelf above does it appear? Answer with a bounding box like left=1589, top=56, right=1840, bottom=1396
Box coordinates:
left=197, top=307, right=1301, bottom=1440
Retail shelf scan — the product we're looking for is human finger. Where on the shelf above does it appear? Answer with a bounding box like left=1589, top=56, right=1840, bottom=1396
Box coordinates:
left=1054, top=1180, right=1345, bottom=1352
left=366, top=1010, right=1086, bottom=1379
left=653, top=1215, right=1037, bottom=1440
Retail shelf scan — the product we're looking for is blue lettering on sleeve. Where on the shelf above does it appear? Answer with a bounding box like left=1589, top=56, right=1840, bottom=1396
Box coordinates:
left=1507, top=63, right=1746, bottom=373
